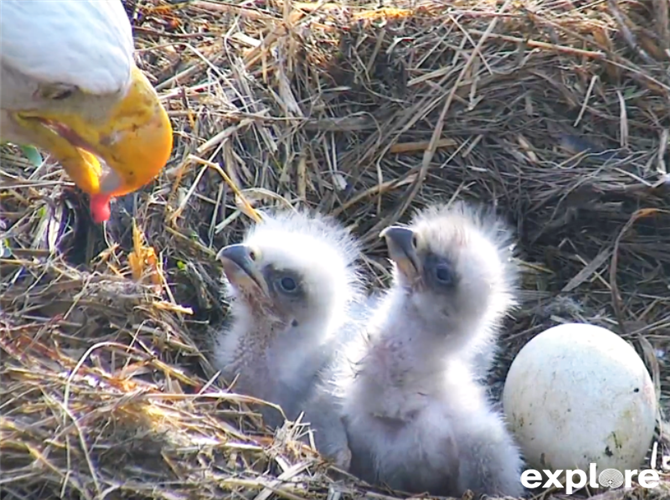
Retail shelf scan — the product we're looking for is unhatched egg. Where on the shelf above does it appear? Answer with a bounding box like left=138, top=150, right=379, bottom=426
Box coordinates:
left=502, top=322, right=657, bottom=473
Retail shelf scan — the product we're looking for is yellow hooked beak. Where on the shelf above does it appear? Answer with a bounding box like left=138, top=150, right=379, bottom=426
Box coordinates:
left=13, top=65, right=173, bottom=199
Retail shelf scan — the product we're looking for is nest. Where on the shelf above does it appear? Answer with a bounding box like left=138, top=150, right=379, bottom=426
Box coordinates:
left=2, top=0, right=670, bottom=498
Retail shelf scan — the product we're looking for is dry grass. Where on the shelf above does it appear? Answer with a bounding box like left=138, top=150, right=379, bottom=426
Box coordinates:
left=2, top=0, right=670, bottom=498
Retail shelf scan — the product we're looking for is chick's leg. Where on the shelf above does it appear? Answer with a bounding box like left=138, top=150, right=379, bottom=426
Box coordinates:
left=455, top=410, right=527, bottom=498
left=301, top=387, right=352, bottom=470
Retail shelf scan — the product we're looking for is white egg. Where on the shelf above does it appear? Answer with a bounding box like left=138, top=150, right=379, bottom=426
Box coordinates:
left=502, top=322, right=657, bottom=473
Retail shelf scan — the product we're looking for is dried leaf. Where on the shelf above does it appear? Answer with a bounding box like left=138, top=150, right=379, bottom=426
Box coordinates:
left=128, top=220, right=162, bottom=294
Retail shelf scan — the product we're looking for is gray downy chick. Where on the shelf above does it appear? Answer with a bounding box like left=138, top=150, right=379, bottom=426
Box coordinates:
left=300, top=293, right=380, bottom=469
left=338, top=200, right=525, bottom=498
left=213, top=209, right=364, bottom=432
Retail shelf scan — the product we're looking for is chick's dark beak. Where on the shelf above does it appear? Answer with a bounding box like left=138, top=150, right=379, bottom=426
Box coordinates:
left=217, top=244, right=269, bottom=295
left=380, top=226, right=422, bottom=281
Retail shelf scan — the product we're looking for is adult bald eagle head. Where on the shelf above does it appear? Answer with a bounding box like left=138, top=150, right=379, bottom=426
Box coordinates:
left=0, top=0, right=173, bottom=223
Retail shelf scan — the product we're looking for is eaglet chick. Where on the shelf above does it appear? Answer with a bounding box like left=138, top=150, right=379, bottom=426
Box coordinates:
left=213, top=209, right=364, bottom=433
left=336, top=200, right=525, bottom=498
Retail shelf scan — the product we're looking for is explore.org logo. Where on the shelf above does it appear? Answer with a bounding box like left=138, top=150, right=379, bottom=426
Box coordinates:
left=520, top=442, right=669, bottom=495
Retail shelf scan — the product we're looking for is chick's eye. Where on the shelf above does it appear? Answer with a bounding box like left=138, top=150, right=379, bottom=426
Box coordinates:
left=277, top=276, right=298, bottom=293
left=434, top=264, right=453, bottom=285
